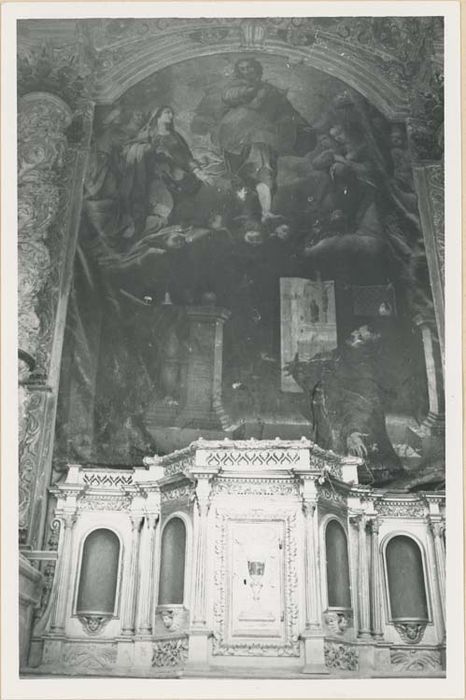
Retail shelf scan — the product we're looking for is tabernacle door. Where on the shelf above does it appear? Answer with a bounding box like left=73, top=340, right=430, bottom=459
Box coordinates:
left=228, top=519, right=285, bottom=642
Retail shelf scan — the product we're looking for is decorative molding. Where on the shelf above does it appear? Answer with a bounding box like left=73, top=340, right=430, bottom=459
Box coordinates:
left=17, top=92, right=72, bottom=364
left=19, top=391, right=48, bottom=538
left=78, top=494, right=132, bottom=511
left=204, top=448, right=302, bottom=470
left=17, top=36, right=95, bottom=109
left=318, top=485, right=347, bottom=507
left=212, top=508, right=300, bottom=657
left=212, top=477, right=300, bottom=498
left=375, top=499, right=427, bottom=519
left=152, top=637, right=189, bottom=667
left=162, top=457, right=195, bottom=479
left=390, top=648, right=442, bottom=672
left=61, top=642, right=117, bottom=669
left=17, top=89, right=94, bottom=547
left=394, top=622, right=427, bottom=645
left=46, top=518, right=61, bottom=551
left=77, top=614, right=111, bottom=635
left=34, top=560, right=56, bottom=621
left=82, top=471, right=133, bottom=488
left=160, top=484, right=193, bottom=504
left=324, top=642, right=359, bottom=671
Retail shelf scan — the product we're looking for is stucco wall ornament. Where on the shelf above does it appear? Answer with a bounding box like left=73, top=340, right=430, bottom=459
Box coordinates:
left=394, top=622, right=427, bottom=645
left=17, top=92, right=72, bottom=533
left=18, top=93, right=72, bottom=363
left=324, top=610, right=353, bottom=636
left=61, top=642, right=117, bottom=669
left=152, top=637, right=189, bottom=667
left=78, top=614, right=111, bottom=635
left=390, top=648, right=442, bottom=672
left=324, top=641, right=359, bottom=671
left=17, top=34, right=94, bottom=109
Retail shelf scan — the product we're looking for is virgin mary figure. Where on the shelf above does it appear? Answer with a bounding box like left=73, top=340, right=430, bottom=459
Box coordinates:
left=123, top=105, right=210, bottom=237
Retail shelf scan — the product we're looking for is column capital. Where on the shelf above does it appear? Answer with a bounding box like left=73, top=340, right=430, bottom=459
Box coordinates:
left=145, top=513, right=160, bottom=530
left=62, top=512, right=77, bottom=529
left=194, top=475, right=212, bottom=516
left=428, top=518, right=445, bottom=539
left=302, top=500, right=317, bottom=518
left=367, top=516, right=380, bottom=535
left=130, top=515, right=144, bottom=531
left=349, top=512, right=365, bottom=528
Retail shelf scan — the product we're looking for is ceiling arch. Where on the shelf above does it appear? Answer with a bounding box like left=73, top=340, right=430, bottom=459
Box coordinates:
left=91, top=24, right=410, bottom=120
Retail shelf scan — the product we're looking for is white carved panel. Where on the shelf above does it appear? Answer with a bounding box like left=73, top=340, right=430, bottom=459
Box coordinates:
left=212, top=508, right=300, bottom=657
left=229, top=520, right=284, bottom=641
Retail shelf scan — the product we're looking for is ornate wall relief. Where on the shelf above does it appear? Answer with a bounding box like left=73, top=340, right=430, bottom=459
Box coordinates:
left=18, top=92, right=72, bottom=363
left=389, top=648, right=442, bottom=673
left=17, top=90, right=94, bottom=546
left=77, top=614, right=111, bottom=635
left=394, top=622, right=427, bottom=645
left=61, top=642, right=117, bottom=670
left=324, top=641, right=359, bottom=671
left=152, top=637, right=189, bottom=667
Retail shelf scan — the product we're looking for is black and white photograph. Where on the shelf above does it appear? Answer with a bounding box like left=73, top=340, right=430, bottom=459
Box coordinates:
left=1, top=3, right=463, bottom=698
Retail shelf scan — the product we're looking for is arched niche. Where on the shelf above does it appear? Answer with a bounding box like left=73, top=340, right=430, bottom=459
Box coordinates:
left=158, top=516, right=187, bottom=605
left=385, top=534, right=429, bottom=621
left=76, top=528, right=120, bottom=615
left=325, top=519, right=352, bottom=609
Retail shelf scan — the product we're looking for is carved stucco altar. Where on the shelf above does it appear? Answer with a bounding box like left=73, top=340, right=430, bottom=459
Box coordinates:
left=22, top=438, right=445, bottom=677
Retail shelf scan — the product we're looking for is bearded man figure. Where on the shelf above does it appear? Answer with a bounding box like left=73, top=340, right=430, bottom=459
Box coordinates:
left=217, top=58, right=315, bottom=222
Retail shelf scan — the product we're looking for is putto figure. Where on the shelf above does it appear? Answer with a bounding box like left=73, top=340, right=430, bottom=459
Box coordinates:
left=217, top=58, right=315, bottom=222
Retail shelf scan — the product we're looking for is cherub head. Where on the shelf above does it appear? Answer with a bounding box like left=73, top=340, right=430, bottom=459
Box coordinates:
left=160, top=609, right=175, bottom=629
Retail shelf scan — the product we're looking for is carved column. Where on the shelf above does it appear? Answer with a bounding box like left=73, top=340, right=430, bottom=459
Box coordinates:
left=301, top=478, right=328, bottom=674
left=351, top=514, right=371, bottom=640
left=429, top=518, right=446, bottom=637
left=303, top=501, right=320, bottom=630
left=17, top=92, right=93, bottom=548
left=369, top=518, right=384, bottom=640
left=121, top=515, right=143, bottom=636
left=187, top=475, right=212, bottom=668
left=49, top=513, right=76, bottom=633
left=135, top=514, right=158, bottom=635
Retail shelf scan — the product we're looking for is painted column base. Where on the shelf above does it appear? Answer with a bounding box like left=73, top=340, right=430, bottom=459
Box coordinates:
left=301, top=631, right=329, bottom=675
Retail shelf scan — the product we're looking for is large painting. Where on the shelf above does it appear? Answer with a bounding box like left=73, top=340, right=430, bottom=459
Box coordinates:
left=49, top=39, right=438, bottom=487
